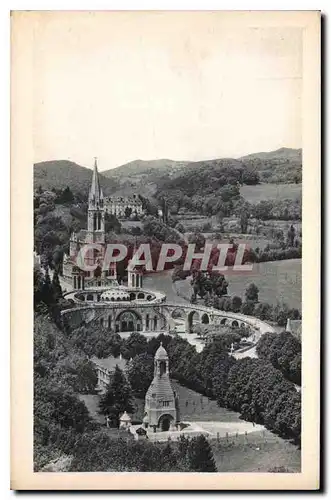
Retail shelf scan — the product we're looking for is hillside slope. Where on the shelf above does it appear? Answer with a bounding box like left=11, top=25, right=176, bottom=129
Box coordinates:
left=240, top=148, right=302, bottom=183
left=34, top=160, right=118, bottom=195
left=102, top=158, right=187, bottom=178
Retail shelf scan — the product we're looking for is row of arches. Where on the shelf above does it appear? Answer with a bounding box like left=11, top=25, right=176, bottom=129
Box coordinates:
left=169, top=307, right=249, bottom=332
left=98, top=310, right=164, bottom=333
left=74, top=291, right=155, bottom=303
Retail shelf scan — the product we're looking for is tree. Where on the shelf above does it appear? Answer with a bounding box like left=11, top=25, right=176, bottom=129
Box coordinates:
left=54, top=354, right=98, bottom=394
left=188, top=435, right=217, bottom=472
left=52, top=270, right=63, bottom=301
left=122, top=332, right=148, bottom=359
left=98, top=366, right=134, bottom=426
left=105, top=213, right=121, bottom=234
left=287, top=224, right=296, bottom=247
left=124, top=207, right=133, bottom=219
left=245, top=283, right=259, bottom=303
left=128, top=353, right=154, bottom=397
left=254, top=302, right=273, bottom=321
left=231, top=295, right=242, bottom=313
left=241, top=300, right=255, bottom=316
left=187, top=232, right=206, bottom=250
left=42, top=269, right=55, bottom=306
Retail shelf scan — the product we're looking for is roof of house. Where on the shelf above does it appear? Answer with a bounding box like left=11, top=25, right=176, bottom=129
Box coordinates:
left=91, top=355, right=127, bottom=373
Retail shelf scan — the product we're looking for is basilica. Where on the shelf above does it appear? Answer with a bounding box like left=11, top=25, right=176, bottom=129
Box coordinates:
left=62, top=158, right=143, bottom=290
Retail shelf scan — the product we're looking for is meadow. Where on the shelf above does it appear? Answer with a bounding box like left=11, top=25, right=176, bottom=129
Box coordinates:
left=175, top=259, right=301, bottom=310
left=240, top=183, right=302, bottom=203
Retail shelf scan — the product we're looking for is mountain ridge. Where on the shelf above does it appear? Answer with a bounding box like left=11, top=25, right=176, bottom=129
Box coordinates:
left=34, top=147, right=302, bottom=197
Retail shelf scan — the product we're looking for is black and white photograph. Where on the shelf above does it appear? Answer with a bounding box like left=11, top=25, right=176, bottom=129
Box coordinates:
left=10, top=10, right=320, bottom=490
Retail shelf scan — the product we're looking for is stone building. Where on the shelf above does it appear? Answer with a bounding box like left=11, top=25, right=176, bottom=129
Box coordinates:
left=62, top=158, right=145, bottom=290
left=91, top=354, right=128, bottom=392
left=104, top=194, right=143, bottom=219
left=144, top=343, right=180, bottom=432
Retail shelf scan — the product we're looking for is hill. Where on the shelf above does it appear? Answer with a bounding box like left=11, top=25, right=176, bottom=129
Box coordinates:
left=240, top=148, right=302, bottom=183
left=34, top=160, right=118, bottom=196
left=102, top=158, right=187, bottom=178
left=34, top=147, right=302, bottom=199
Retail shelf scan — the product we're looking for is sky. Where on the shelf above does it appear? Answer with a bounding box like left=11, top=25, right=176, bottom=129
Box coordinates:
left=32, top=12, right=303, bottom=171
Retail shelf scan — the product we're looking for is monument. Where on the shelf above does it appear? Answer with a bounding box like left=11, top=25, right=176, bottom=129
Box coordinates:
left=144, top=343, right=180, bottom=432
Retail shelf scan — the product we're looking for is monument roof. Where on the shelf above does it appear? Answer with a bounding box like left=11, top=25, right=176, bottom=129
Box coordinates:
left=155, top=342, right=168, bottom=360
left=145, top=376, right=175, bottom=402
left=120, top=411, right=131, bottom=422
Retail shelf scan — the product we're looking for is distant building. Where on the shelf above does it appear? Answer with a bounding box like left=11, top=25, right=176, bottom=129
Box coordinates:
left=104, top=194, right=143, bottom=218
left=144, top=343, right=180, bottom=432
left=91, top=354, right=128, bottom=391
left=286, top=319, right=302, bottom=340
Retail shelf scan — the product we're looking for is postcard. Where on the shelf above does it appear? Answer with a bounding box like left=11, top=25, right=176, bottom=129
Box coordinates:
left=11, top=10, right=320, bottom=490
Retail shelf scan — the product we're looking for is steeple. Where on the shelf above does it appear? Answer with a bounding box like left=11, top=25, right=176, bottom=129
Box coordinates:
left=89, top=157, right=103, bottom=207
left=86, top=157, right=105, bottom=243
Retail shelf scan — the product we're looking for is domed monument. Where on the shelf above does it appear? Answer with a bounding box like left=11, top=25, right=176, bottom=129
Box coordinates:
left=144, top=343, right=179, bottom=432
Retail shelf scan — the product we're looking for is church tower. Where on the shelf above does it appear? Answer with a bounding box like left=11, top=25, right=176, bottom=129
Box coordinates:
left=127, top=240, right=143, bottom=288
left=86, top=158, right=105, bottom=244
left=144, top=343, right=179, bottom=432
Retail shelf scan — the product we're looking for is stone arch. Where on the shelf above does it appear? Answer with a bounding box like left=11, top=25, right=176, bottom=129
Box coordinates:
left=171, top=308, right=186, bottom=320
left=115, top=310, right=142, bottom=333
left=158, top=414, right=174, bottom=432
left=130, top=292, right=136, bottom=301
left=86, top=293, right=94, bottom=301
left=232, top=320, right=239, bottom=328
left=241, top=322, right=245, bottom=328
left=220, top=318, right=227, bottom=325
left=137, top=292, right=145, bottom=299
left=187, top=310, right=200, bottom=332
left=201, top=313, right=210, bottom=324
left=146, top=295, right=152, bottom=301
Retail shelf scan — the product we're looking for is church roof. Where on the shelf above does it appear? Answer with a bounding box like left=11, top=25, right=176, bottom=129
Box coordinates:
left=155, top=342, right=168, bottom=360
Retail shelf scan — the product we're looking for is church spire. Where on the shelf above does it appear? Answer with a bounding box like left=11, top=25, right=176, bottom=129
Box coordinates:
left=89, top=157, right=103, bottom=205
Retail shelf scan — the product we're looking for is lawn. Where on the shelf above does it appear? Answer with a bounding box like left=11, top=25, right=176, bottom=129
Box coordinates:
left=241, top=183, right=302, bottom=203
left=175, top=259, right=301, bottom=310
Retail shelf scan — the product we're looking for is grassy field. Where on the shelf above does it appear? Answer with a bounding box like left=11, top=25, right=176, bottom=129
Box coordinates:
left=241, top=183, right=302, bottom=203
left=211, top=431, right=301, bottom=472
left=175, top=259, right=301, bottom=310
